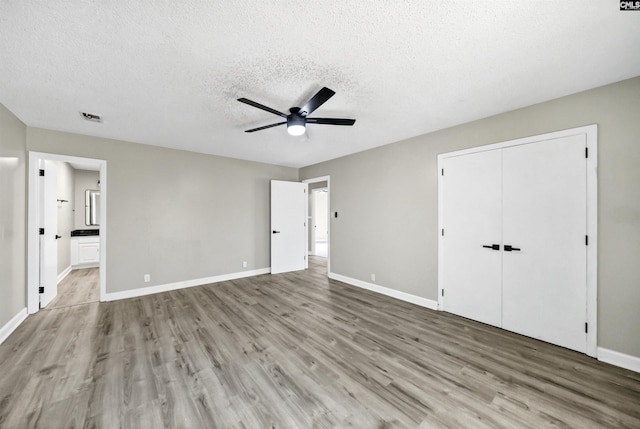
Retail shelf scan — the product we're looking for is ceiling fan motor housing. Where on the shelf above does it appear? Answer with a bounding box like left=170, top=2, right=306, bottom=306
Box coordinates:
left=287, top=111, right=306, bottom=135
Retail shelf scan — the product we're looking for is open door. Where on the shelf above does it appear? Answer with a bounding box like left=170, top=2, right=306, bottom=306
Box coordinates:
left=271, top=180, right=307, bottom=274
left=312, top=189, right=328, bottom=257
left=39, top=160, right=58, bottom=307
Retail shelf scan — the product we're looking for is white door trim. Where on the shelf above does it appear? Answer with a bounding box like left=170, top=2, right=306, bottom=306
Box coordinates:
left=437, top=124, right=598, bottom=357
left=302, top=176, right=331, bottom=273
left=27, top=151, right=107, bottom=314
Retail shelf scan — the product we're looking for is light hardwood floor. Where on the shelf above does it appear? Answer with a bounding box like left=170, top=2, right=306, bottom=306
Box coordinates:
left=1, top=257, right=639, bottom=428
left=47, top=267, right=99, bottom=309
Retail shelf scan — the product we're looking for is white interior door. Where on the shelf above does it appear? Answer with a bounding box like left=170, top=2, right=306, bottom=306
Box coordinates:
left=313, top=190, right=328, bottom=258
left=314, top=191, right=328, bottom=241
left=309, top=191, right=316, bottom=256
left=39, top=160, right=58, bottom=307
left=502, top=135, right=587, bottom=353
left=441, top=150, right=503, bottom=327
left=271, top=180, right=307, bottom=274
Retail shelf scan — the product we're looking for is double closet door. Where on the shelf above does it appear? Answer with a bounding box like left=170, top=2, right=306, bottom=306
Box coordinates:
left=441, top=133, right=588, bottom=353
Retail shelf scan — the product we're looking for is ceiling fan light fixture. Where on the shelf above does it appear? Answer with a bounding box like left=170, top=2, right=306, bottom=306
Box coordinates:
left=287, top=115, right=306, bottom=136
left=238, top=87, right=355, bottom=135
left=287, top=124, right=306, bottom=136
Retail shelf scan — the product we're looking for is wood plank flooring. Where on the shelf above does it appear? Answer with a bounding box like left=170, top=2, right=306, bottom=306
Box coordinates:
left=47, top=268, right=99, bottom=309
left=1, top=257, right=639, bottom=428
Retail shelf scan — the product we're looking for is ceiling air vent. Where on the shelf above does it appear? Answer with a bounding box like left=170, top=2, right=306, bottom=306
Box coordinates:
left=81, top=112, right=102, bottom=122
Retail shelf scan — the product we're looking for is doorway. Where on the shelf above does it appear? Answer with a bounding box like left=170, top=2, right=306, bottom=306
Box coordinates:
left=27, top=152, right=107, bottom=314
left=303, top=176, right=330, bottom=274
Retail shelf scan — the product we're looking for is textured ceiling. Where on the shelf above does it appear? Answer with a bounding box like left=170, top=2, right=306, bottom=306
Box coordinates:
left=1, top=1, right=639, bottom=168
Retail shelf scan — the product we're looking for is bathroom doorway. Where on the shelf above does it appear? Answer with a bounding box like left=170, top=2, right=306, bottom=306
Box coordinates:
left=27, top=152, right=106, bottom=314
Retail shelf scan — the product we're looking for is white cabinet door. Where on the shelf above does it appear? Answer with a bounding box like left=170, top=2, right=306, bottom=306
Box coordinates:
left=78, top=242, right=100, bottom=264
left=442, top=150, right=503, bottom=327
left=71, top=237, right=100, bottom=266
left=271, top=180, right=307, bottom=274
left=502, top=135, right=587, bottom=353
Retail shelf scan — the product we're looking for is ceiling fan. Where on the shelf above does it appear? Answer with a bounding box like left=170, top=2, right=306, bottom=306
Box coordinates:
left=238, top=87, right=356, bottom=136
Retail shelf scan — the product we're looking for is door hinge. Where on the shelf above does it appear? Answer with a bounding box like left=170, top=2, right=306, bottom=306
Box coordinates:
left=441, top=228, right=444, bottom=237
left=441, top=289, right=444, bottom=297
left=585, top=235, right=589, bottom=246
left=585, top=147, right=588, bottom=158
left=39, top=169, right=45, bottom=176
left=441, top=168, right=444, bottom=176
left=39, top=228, right=44, bottom=235
left=585, top=322, right=588, bottom=333
left=39, top=286, right=44, bottom=293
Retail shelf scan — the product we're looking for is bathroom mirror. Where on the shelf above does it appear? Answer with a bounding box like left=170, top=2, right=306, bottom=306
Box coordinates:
left=85, top=189, right=100, bottom=226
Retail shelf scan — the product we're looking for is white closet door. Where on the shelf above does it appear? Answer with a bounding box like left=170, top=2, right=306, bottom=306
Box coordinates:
left=502, top=134, right=587, bottom=353
left=442, top=150, right=503, bottom=327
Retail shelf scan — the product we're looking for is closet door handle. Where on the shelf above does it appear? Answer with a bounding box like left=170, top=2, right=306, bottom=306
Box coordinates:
left=272, top=230, right=281, bottom=234
left=504, top=245, right=521, bottom=252
left=482, top=244, right=500, bottom=250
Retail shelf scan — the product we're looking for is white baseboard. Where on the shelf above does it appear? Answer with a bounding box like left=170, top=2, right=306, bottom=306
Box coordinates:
left=0, top=308, right=28, bottom=345
left=71, top=263, right=99, bottom=270
left=598, top=347, right=640, bottom=373
left=103, top=268, right=271, bottom=302
left=57, top=265, right=72, bottom=285
left=328, top=272, right=439, bottom=311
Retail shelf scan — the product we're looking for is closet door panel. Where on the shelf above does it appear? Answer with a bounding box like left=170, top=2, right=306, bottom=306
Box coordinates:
left=502, top=134, right=587, bottom=352
left=442, top=150, right=503, bottom=327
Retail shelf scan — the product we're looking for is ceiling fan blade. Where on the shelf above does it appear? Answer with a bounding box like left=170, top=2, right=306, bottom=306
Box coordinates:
left=245, top=122, right=286, bottom=133
left=299, top=87, right=335, bottom=116
left=306, top=118, right=356, bottom=126
left=238, top=98, right=287, bottom=118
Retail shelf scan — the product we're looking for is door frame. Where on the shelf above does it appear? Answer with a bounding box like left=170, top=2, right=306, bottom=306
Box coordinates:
left=437, top=124, right=598, bottom=357
left=302, top=176, right=331, bottom=273
left=27, top=151, right=107, bottom=314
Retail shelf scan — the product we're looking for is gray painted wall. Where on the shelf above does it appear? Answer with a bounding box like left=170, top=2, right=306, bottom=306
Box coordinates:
left=2, top=77, right=638, bottom=362
left=300, top=76, right=640, bottom=359
left=74, top=169, right=100, bottom=230
left=26, top=128, right=298, bottom=294
left=55, top=161, right=74, bottom=275
left=0, top=104, right=26, bottom=327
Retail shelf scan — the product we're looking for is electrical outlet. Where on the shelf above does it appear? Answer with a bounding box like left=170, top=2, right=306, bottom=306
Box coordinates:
left=144, top=274, right=150, bottom=282
left=242, top=261, right=248, bottom=268
left=371, top=273, right=376, bottom=282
